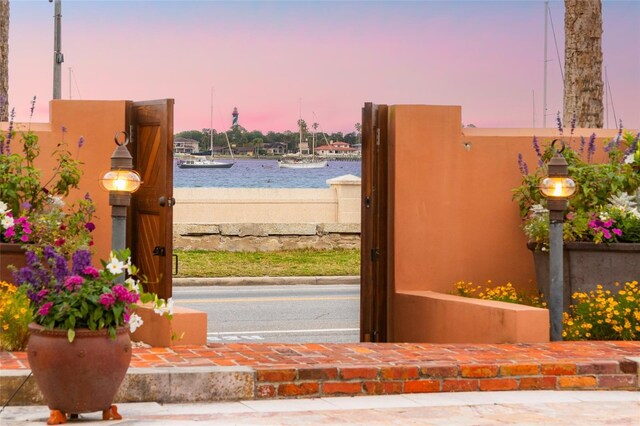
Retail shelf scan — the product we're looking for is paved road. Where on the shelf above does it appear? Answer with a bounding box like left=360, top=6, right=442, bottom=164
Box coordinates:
left=172, top=284, right=360, bottom=343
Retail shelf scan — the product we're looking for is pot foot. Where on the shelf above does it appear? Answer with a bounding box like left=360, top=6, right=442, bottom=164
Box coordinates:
left=47, top=410, right=67, bottom=425
left=102, top=405, right=122, bottom=421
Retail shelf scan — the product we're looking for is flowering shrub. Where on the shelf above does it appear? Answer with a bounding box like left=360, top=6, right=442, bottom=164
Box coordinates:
left=513, top=116, right=640, bottom=247
left=0, top=98, right=94, bottom=255
left=453, top=280, right=546, bottom=308
left=562, top=281, right=639, bottom=340
left=12, top=247, right=171, bottom=342
left=0, top=280, right=32, bottom=351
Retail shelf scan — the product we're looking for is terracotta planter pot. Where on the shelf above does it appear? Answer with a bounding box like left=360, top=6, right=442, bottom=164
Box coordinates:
left=528, top=241, right=640, bottom=311
left=0, top=243, right=27, bottom=284
left=27, top=324, right=131, bottom=418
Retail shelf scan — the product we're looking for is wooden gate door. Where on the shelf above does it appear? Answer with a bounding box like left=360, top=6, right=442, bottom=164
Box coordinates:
left=128, top=99, right=175, bottom=300
left=360, top=103, right=392, bottom=342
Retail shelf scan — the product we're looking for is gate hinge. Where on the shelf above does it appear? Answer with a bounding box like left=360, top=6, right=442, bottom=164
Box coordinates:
left=129, top=124, right=137, bottom=145
left=375, top=128, right=380, bottom=146
left=371, top=248, right=380, bottom=261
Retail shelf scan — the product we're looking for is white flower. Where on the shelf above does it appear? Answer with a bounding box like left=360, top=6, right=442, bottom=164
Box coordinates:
left=1, top=214, right=14, bottom=229
left=531, top=204, right=548, bottom=216
left=47, top=195, right=65, bottom=208
left=153, top=298, right=174, bottom=316
left=608, top=192, right=637, bottom=211
left=106, top=256, right=125, bottom=275
left=125, top=277, right=140, bottom=293
left=624, top=153, right=635, bottom=165
left=0, top=201, right=8, bottom=215
left=125, top=257, right=132, bottom=271
left=128, top=313, right=144, bottom=333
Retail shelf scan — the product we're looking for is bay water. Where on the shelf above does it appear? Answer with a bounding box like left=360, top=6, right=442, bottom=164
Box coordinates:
left=174, top=159, right=361, bottom=188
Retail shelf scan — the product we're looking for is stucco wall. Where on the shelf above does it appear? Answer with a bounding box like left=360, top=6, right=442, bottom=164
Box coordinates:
left=388, top=105, right=620, bottom=343
left=1, top=100, right=128, bottom=262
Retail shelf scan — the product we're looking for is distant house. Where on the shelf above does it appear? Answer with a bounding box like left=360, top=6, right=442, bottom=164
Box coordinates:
left=315, top=141, right=359, bottom=157
left=174, top=137, right=200, bottom=154
left=235, top=146, right=255, bottom=156
left=263, top=142, right=288, bottom=155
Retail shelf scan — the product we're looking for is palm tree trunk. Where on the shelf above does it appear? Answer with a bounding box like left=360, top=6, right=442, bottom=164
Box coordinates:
left=0, top=0, right=8, bottom=122
left=563, top=0, right=603, bottom=128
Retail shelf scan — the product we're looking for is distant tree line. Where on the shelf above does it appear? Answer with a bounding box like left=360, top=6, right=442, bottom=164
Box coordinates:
left=176, top=123, right=360, bottom=154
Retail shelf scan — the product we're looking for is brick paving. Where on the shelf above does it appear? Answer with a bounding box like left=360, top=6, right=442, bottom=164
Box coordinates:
left=2, top=341, right=638, bottom=400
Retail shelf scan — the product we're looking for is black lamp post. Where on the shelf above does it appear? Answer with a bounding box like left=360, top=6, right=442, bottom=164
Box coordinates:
left=99, top=132, right=141, bottom=252
left=539, top=140, right=576, bottom=341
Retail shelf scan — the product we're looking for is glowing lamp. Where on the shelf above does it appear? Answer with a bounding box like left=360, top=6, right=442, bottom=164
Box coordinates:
left=99, top=170, right=141, bottom=193
left=539, top=177, right=576, bottom=199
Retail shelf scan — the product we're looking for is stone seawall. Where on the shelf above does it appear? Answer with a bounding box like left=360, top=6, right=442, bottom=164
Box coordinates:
left=174, top=223, right=361, bottom=252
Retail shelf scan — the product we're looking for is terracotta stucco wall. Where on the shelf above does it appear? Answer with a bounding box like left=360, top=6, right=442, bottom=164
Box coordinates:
left=2, top=100, right=127, bottom=262
left=389, top=105, right=620, bottom=342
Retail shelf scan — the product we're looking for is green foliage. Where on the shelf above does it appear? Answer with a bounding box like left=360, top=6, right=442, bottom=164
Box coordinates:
left=513, top=130, right=640, bottom=245
left=174, top=249, right=360, bottom=278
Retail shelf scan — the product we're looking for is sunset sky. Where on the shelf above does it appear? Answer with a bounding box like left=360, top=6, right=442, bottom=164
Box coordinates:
left=7, top=0, right=640, bottom=133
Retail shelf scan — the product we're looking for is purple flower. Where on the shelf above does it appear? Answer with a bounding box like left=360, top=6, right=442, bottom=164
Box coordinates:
left=84, top=192, right=92, bottom=201
left=53, top=252, right=69, bottom=285
left=21, top=202, right=32, bottom=211
left=579, top=136, right=586, bottom=157
left=532, top=136, right=542, bottom=167
left=587, top=133, right=596, bottom=163
left=43, top=246, right=56, bottom=261
left=556, top=112, right=563, bottom=136
left=99, top=293, right=116, bottom=308
left=38, top=302, right=54, bottom=316
left=61, top=126, right=67, bottom=133
left=517, top=153, right=529, bottom=175
left=64, top=275, right=84, bottom=291
left=84, top=222, right=96, bottom=232
left=570, top=113, right=576, bottom=136
left=5, top=107, right=15, bottom=153
left=82, top=266, right=100, bottom=278
left=71, top=249, right=92, bottom=275
left=78, top=136, right=85, bottom=148
left=29, top=96, right=36, bottom=119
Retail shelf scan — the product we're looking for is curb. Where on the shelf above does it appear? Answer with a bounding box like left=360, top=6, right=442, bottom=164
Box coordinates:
left=172, top=276, right=360, bottom=286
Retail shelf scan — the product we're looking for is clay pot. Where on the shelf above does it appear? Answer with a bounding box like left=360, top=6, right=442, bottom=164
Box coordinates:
left=27, top=324, right=132, bottom=415
left=0, top=243, right=27, bottom=284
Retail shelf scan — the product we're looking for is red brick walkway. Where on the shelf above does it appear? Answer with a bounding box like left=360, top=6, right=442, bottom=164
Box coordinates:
left=3, top=341, right=638, bottom=399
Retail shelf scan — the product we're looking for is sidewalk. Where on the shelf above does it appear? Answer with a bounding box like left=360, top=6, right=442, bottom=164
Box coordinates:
left=1, top=391, right=639, bottom=425
left=2, top=341, right=638, bottom=406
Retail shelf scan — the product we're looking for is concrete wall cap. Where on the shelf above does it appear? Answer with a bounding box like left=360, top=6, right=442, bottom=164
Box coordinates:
left=326, top=174, right=362, bottom=185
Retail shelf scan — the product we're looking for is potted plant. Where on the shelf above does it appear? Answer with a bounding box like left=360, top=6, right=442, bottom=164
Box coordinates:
left=11, top=246, right=170, bottom=424
left=513, top=116, right=640, bottom=308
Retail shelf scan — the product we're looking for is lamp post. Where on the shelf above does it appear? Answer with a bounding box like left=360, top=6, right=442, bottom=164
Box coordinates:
left=539, top=140, right=576, bottom=341
left=99, top=132, right=141, bottom=252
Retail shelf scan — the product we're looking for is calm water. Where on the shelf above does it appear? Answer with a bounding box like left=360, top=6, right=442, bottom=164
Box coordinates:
left=174, top=159, right=361, bottom=188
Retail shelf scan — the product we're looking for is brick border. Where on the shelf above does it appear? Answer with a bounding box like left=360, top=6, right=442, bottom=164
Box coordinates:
left=254, top=359, right=639, bottom=398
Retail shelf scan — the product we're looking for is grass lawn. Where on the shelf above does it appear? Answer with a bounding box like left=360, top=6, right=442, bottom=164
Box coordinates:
left=174, top=249, right=360, bottom=278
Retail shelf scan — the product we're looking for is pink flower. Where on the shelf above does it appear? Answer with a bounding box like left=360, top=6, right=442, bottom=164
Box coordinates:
left=5, top=227, right=15, bottom=238
left=112, top=284, right=139, bottom=303
left=82, top=266, right=100, bottom=278
left=99, top=293, right=116, bottom=308
left=603, top=219, right=614, bottom=228
left=20, top=234, right=29, bottom=242
left=64, top=275, right=84, bottom=291
left=603, top=229, right=612, bottom=239
left=38, top=302, right=54, bottom=316
left=613, top=228, right=622, bottom=237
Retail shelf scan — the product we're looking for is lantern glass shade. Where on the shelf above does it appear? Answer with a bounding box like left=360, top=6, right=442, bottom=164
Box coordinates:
left=540, top=177, right=576, bottom=198
left=99, top=170, right=142, bottom=193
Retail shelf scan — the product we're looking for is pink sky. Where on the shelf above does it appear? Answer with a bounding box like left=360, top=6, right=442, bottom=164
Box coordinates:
left=7, top=1, right=640, bottom=133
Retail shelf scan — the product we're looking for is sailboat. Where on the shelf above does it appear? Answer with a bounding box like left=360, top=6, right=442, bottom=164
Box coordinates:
left=278, top=116, right=327, bottom=169
left=178, top=91, right=235, bottom=169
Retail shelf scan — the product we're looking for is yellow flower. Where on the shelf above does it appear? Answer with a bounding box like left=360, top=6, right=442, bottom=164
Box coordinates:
left=2, top=324, right=8, bottom=330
